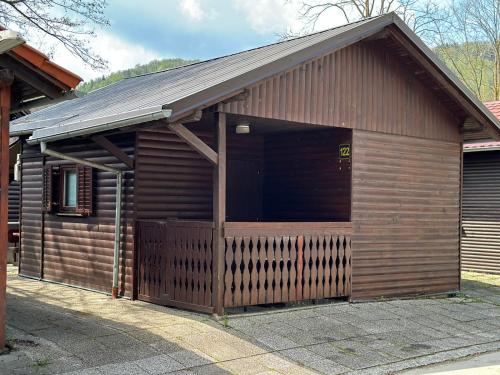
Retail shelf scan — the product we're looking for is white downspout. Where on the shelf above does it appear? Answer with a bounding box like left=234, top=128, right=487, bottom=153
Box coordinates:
left=40, top=141, right=123, bottom=298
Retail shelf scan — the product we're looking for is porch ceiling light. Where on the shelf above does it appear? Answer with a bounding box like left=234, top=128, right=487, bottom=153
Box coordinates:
left=236, top=123, right=250, bottom=134
left=0, top=30, right=25, bottom=54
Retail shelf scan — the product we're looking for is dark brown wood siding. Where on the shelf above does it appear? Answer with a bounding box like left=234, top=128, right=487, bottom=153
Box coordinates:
left=351, top=130, right=461, bottom=299
left=462, top=151, right=500, bottom=274
left=8, top=181, right=20, bottom=222
left=135, top=128, right=213, bottom=220
left=19, top=135, right=135, bottom=295
left=19, top=150, right=43, bottom=278
left=263, top=129, right=351, bottom=221
left=222, top=41, right=460, bottom=142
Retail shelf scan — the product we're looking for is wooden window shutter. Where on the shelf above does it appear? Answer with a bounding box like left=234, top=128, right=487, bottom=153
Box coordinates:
left=76, top=165, right=93, bottom=216
left=42, top=166, right=54, bottom=213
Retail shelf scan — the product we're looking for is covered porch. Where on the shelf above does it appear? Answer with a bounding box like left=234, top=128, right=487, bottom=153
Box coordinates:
left=135, top=112, right=353, bottom=314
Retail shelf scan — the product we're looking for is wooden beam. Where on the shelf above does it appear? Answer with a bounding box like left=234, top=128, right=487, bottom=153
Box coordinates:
left=212, top=112, right=226, bottom=315
left=168, top=122, right=218, bottom=165
left=0, top=55, right=61, bottom=99
left=92, top=135, right=134, bottom=169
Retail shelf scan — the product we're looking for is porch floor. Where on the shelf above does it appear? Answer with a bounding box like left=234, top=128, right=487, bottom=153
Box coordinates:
left=3, top=265, right=500, bottom=375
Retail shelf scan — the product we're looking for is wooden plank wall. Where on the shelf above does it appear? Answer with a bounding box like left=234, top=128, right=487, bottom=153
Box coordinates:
left=135, top=128, right=214, bottom=221
left=351, top=130, right=461, bottom=299
left=222, top=41, right=460, bottom=143
left=8, top=181, right=20, bottom=222
left=462, top=151, right=500, bottom=274
left=263, top=129, right=351, bottom=221
left=19, top=150, right=43, bottom=278
left=19, top=134, right=135, bottom=295
left=226, top=132, right=264, bottom=221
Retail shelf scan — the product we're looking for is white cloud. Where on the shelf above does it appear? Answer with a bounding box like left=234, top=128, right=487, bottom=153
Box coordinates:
left=180, top=0, right=205, bottom=22
left=49, top=32, right=161, bottom=82
left=234, top=0, right=348, bottom=35
left=234, top=0, right=302, bottom=34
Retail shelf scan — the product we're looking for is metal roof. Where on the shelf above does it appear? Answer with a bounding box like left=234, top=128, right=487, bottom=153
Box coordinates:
left=10, top=13, right=500, bottom=144
left=464, top=101, right=500, bottom=152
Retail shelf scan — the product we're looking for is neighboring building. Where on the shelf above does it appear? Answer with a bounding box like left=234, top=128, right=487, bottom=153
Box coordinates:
left=462, top=101, right=500, bottom=275
left=10, top=13, right=500, bottom=315
left=0, top=30, right=81, bottom=350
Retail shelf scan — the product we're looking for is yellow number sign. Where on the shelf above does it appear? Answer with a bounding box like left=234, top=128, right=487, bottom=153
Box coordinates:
left=339, top=144, right=351, bottom=159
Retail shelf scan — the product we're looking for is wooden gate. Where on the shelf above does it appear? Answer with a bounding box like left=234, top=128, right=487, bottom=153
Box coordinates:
left=136, top=220, right=214, bottom=313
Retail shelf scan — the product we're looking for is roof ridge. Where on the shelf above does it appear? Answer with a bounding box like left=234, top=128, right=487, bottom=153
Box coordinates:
left=124, top=14, right=385, bottom=81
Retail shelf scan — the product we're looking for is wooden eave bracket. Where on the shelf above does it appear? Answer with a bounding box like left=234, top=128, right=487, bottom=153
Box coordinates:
left=92, top=135, right=134, bottom=169
left=168, top=122, right=218, bottom=165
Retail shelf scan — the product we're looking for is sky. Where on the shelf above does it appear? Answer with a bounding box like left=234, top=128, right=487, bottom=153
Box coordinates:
left=48, top=0, right=344, bottom=82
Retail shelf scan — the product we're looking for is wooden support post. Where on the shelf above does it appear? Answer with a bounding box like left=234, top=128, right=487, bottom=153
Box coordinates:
left=0, top=70, right=13, bottom=351
left=213, top=112, right=226, bottom=315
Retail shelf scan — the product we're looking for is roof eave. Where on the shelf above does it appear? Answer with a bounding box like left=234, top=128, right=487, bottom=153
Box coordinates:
left=27, top=106, right=172, bottom=144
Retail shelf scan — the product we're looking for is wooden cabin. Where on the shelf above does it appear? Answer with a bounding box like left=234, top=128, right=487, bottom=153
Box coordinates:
left=462, top=101, right=500, bottom=275
left=10, top=14, right=500, bottom=314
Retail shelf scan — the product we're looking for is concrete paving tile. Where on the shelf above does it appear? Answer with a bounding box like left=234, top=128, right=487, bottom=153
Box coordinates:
left=167, top=348, right=216, bottom=367
left=220, top=357, right=271, bottom=375
left=95, top=362, right=150, bottom=375
left=133, top=354, right=185, bottom=374
left=189, top=363, right=231, bottom=374
left=148, top=339, right=185, bottom=354
left=304, top=358, right=349, bottom=374
left=279, top=347, right=325, bottom=364
left=253, top=334, right=299, bottom=350
left=60, top=367, right=103, bottom=375
left=253, top=352, right=299, bottom=370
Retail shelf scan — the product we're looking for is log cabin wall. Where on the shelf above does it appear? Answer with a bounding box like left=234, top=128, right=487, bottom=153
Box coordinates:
left=461, top=151, right=500, bottom=275
left=19, top=145, right=43, bottom=278
left=263, top=129, right=351, bottom=222
left=8, top=181, right=20, bottom=223
left=226, top=133, right=264, bottom=221
left=19, top=134, right=135, bottom=295
left=352, top=131, right=461, bottom=298
left=135, top=128, right=214, bottom=221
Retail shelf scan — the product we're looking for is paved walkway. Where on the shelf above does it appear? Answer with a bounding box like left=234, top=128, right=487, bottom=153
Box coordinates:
left=402, top=350, right=500, bottom=374
left=2, top=266, right=500, bottom=375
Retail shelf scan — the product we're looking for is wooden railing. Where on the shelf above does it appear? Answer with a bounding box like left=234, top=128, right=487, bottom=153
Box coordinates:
left=136, top=220, right=214, bottom=313
left=223, top=222, right=352, bottom=308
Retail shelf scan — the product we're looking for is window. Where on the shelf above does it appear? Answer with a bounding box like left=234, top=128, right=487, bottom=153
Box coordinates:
left=63, top=169, right=77, bottom=209
left=43, top=164, right=94, bottom=216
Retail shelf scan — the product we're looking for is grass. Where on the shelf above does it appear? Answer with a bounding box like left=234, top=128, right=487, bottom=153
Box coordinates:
left=462, top=271, right=500, bottom=288
left=222, top=313, right=230, bottom=328
left=32, top=358, right=52, bottom=368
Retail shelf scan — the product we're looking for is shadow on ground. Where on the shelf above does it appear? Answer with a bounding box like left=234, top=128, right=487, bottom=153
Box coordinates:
left=3, top=268, right=500, bottom=375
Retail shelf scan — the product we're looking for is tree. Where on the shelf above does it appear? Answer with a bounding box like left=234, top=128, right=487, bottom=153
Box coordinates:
left=293, top=0, right=499, bottom=101
left=432, top=0, right=499, bottom=101
left=294, top=0, right=448, bottom=37
left=0, top=0, right=109, bottom=70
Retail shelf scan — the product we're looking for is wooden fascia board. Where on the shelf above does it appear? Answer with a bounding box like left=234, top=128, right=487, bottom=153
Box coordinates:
left=92, top=135, right=134, bottom=169
left=168, top=122, right=218, bottom=165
